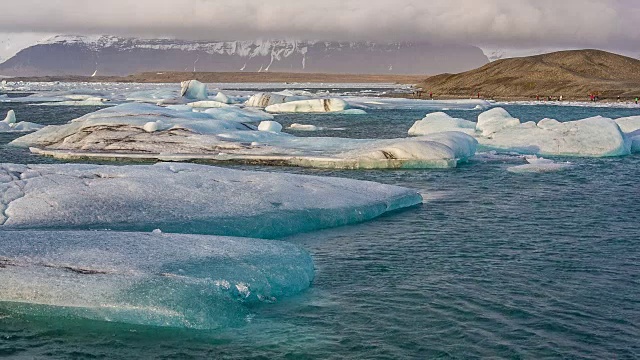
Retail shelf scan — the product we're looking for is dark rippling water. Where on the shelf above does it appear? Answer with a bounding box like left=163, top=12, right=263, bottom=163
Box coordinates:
left=0, top=101, right=639, bottom=359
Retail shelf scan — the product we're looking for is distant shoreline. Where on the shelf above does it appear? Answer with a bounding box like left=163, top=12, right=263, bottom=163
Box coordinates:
left=4, top=72, right=426, bottom=85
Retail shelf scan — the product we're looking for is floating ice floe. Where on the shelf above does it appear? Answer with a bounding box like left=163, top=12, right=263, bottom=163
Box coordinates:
left=187, top=100, right=231, bottom=108
left=409, top=112, right=477, bottom=136
left=180, top=80, right=208, bottom=100
left=409, top=107, right=634, bottom=157
left=32, top=97, right=111, bottom=106
left=13, top=103, right=477, bottom=169
left=245, top=92, right=310, bottom=107
left=343, top=97, right=492, bottom=111
left=0, top=163, right=422, bottom=237
left=0, top=110, right=44, bottom=133
left=265, top=98, right=349, bottom=113
left=0, top=230, right=314, bottom=329
left=507, top=156, right=572, bottom=173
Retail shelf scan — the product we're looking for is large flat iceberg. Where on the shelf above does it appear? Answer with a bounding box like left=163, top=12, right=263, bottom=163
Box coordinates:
left=409, top=108, right=633, bottom=157
left=0, top=163, right=422, bottom=238
left=13, top=104, right=476, bottom=169
left=0, top=230, right=313, bottom=329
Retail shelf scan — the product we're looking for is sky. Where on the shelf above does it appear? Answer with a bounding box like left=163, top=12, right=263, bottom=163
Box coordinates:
left=0, top=0, right=638, bottom=60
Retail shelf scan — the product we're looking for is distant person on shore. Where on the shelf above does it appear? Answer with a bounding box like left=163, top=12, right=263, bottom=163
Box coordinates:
left=477, top=92, right=481, bottom=99
left=536, top=95, right=540, bottom=101
left=559, top=95, right=563, bottom=101
left=636, top=97, right=639, bottom=104
left=617, top=96, right=621, bottom=102
left=430, top=92, right=433, bottom=100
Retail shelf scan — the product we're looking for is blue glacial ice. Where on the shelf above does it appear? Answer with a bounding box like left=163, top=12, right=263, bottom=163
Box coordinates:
left=0, top=162, right=422, bottom=237
left=0, top=230, right=314, bottom=329
left=12, top=103, right=477, bottom=169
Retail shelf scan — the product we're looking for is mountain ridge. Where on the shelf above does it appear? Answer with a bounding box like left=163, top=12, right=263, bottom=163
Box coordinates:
left=0, top=35, right=489, bottom=77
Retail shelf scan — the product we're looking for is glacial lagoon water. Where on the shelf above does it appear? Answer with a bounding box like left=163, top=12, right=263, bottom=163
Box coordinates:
left=0, top=100, right=639, bottom=358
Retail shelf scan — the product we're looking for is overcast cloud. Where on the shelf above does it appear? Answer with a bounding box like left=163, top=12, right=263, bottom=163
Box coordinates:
left=0, top=0, right=638, bottom=51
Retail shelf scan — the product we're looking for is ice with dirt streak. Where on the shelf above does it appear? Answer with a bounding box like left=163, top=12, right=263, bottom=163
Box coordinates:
left=0, top=162, right=422, bottom=238
left=0, top=230, right=314, bottom=329
left=12, top=103, right=477, bottom=169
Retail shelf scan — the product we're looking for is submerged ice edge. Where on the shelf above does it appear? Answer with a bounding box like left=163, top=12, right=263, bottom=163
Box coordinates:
left=0, top=230, right=315, bottom=330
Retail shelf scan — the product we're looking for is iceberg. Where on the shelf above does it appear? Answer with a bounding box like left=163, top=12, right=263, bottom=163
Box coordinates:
left=478, top=114, right=630, bottom=157
left=0, top=230, right=314, bottom=329
left=245, top=92, right=309, bottom=107
left=615, top=116, right=640, bottom=153
left=409, top=108, right=632, bottom=157
left=408, top=112, right=477, bottom=136
left=212, top=92, right=232, bottom=104
left=0, top=110, right=44, bottom=133
left=0, top=163, right=422, bottom=238
left=13, top=104, right=476, bottom=169
left=180, top=80, right=208, bottom=100
left=265, top=99, right=349, bottom=113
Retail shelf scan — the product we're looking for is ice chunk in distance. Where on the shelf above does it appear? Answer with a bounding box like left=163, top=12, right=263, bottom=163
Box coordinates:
left=245, top=93, right=309, bottom=107
left=0, top=163, right=422, bottom=238
left=408, top=112, right=477, bottom=136
left=0, top=230, right=314, bottom=329
left=258, top=121, right=283, bottom=132
left=265, top=99, right=348, bottom=113
left=507, top=156, right=572, bottom=173
left=180, top=80, right=208, bottom=101
left=3, top=110, right=16, bottom=124
left=0, top=110, right=44, bottom=133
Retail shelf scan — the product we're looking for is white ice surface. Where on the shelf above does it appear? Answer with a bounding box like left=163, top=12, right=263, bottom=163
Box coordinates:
left=476, top=108, right=521, bottom=136
left=13, top=104, right=476, bottom=169
left=408, top=112, right=477, bottom=136
left=0, top=163, right=422, bottom=238
left=410, top=108, right=633, bottom=157
left=0, top=230, right=314, bottom=329
left=265, top=99, right=348, bottom=113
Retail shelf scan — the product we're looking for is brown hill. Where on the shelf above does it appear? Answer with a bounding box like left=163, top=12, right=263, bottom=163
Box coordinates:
left=421, top=50, right=640, bottom=100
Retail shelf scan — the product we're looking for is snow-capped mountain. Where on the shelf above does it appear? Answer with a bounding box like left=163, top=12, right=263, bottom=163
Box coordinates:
left=0, top=35, right=489, bottom=77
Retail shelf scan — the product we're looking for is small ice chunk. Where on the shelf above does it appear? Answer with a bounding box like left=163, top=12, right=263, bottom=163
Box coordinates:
left=180, top=80, right=208, bottom=100
left=212, top=92, right=231, bottom=104
left=143, top=122, right=160, bottom=133
left=3, top=110, right=16, bottom=124
left=258, top=121, right=283, bottom=133
left=289, top=123, right=319, bottom=131
left=508, top=156, right=572, bottom=173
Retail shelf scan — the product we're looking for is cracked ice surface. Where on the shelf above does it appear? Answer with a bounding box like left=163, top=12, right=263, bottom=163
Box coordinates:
left=0, top=162, right=422, bottom=238
left=0, top=230, right=314, bottom=329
